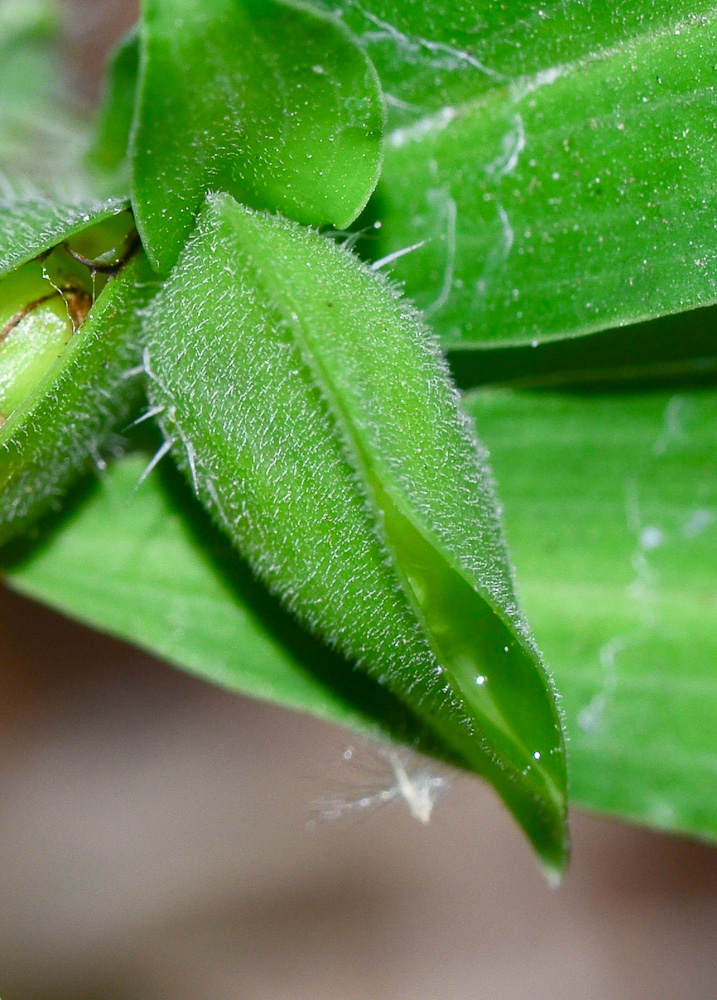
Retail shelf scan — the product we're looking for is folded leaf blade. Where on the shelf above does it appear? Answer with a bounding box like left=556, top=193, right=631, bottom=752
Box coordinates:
left=142, top=193, right=568, bottom=871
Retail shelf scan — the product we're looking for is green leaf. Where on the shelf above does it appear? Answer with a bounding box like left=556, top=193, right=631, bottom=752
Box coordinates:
left=328, top=1, right=712, bottom=108
left=0, top=200, right=156, bottom=542
left=0, top=245, right=157, bottom=545
left=86, top=30, right=138, bottom=196
left=336, top=1, right=717, bottom=347
left=2, top=453, right=403, bottom=734
left=8, top=379, right=717, bottom=846
left=0, top=197, right=128, bottom=277
left=465, top=386, right=717, bottom=842
left=140, top=192, right=567, bottom=872
left=132, top=0, right=385, bottom=272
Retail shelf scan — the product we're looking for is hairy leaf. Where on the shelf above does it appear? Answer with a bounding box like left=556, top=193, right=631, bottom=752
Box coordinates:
left=0, top=200, right=157, bottom=543
left=1, top=451, right=464, bottom=756
left=0, top=197, right=128, bottom=277
left=140, top=192, right=567, bottom=872
left=133, top=0, right=385, bottom=271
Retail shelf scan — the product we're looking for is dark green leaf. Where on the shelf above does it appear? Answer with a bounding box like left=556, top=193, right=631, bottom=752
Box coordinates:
left=133, top=0, right=385, bottom=271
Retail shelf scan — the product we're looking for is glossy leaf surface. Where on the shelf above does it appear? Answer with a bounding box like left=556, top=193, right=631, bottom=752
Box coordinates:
left=141, top=193, right=567, bottom=871
left=467, top=386, right=717, bottom=839
left=133, top=0, right=384, bottom=272
left=332, top=0, right=717, bottom=347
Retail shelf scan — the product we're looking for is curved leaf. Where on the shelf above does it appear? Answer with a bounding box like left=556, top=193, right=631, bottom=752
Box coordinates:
left=141, top=193, right=567, bottom=872
left=0, top=200, right=156, bottom=542
left=0, top=246, right=157, bottom=544
left=1, top=450, right=457, bottom=755
left=7, top=383, right=717, bottom=846
left=133, top=0, right=385, bottom=272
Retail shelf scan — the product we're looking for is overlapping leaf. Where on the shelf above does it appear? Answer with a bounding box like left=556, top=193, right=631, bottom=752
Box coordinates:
left=132, top=0, right=385, bottom=271
left=0, top=199, right=156, bottom=543
left=467, top=386, right=717, bottom=839
left=0, top=197, right=128, bottom=277
left=6, top=381, right=717, bottom=845
left=138, top=193, right=567, bottom=871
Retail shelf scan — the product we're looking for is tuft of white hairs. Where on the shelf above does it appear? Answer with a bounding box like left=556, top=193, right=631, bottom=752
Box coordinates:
left=307, top=740, right=451, bottom=828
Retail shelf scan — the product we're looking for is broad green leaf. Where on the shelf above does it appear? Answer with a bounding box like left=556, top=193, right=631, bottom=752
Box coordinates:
left=326, top=1, right=713, bottom=108
left=140, top=192, right=567, bottom=872
left=86, top=30, right=138, bottom=197
left=448, top=303, right=717, bottom=394
left=466, top=386, right=717, bottom=842
left=333, top=1, right=717, bottom=347
left=133, top=0, right=385, bottom=272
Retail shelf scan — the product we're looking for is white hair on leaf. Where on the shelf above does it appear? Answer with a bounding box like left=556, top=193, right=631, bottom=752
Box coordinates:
left=134, top=437, right=174, bottom=490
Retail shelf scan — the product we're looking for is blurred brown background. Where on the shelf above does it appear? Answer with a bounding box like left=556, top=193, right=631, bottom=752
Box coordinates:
left=2, top=1, right=717, bottom=997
